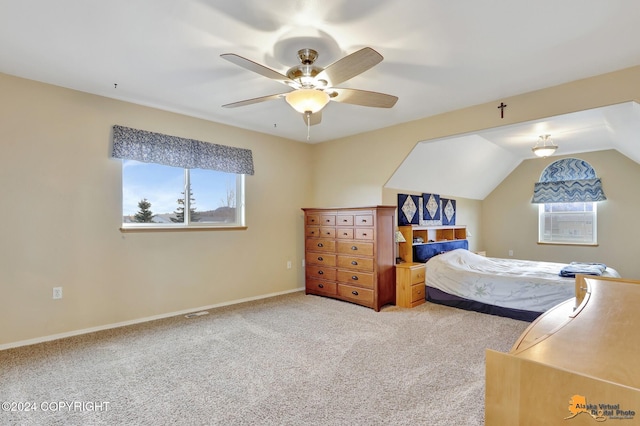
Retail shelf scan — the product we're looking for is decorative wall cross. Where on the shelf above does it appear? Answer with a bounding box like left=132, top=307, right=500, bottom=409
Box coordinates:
left=497, top=102, right=507, bottom=119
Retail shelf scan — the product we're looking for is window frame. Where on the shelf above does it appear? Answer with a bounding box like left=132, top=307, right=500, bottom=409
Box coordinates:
left=120, top=163, right=246, bottom=232
left=537, top=202, right=597, bottom=246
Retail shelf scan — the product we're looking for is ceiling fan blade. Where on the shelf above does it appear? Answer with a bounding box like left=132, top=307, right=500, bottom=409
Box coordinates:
left=221, top=53, right=293, bottom=85
left=329, top=88, right=398, bottom=108
left=302, top=111, right=322, bottom=126
left=222, top=93, right=287, bottom=108
left=317, top=47, right=383, bottom=86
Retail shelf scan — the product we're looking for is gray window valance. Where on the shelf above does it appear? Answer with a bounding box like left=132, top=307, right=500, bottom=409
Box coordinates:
left=111, top=125, right=254, bottom=175
left=531, top=157, right=606, bottom=203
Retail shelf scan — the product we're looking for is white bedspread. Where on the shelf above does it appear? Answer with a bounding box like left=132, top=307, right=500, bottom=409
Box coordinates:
left=426, top=249, right=620, bottom=312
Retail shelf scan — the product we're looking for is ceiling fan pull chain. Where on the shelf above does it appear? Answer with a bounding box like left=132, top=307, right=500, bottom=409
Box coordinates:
left=307, top=112, right=311, bottom=141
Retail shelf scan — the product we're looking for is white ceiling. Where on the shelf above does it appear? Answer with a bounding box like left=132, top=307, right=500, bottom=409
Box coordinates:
left=1, top=0, right=640, bottom=145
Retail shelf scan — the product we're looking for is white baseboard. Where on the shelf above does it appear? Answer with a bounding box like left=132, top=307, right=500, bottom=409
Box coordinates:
left=0, top=287, right=305, bottom=351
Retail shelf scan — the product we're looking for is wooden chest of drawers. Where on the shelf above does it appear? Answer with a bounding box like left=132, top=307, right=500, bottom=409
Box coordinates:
left=395, top=263, right=426, bottom=308
left=302, top=206, right=396, bottom=311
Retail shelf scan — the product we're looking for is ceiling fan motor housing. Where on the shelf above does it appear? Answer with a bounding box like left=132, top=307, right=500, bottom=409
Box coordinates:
left=286, top=49, right=323, bottom=88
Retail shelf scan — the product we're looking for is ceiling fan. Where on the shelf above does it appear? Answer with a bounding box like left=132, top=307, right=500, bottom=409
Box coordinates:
left=220, top=47, right=398, bottom=127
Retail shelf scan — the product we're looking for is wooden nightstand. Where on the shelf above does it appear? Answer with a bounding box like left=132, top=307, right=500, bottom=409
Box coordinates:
left=395, top=263, right=426, bottom=308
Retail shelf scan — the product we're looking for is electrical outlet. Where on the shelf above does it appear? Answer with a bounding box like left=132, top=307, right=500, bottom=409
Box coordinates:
left=508, top=250, right=514, bottom=257
left=53, top=287, right=63, bottom=299
left=287, top=260, right=292, bottom=269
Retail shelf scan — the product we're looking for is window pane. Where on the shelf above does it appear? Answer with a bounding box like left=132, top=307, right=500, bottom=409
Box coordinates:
left=189, top=169, right=238, bottom=224
left=122, top=161, right=245, bottom=228
left=123, top=160, right=184, bottom=224
left=539, top=202, right=597, bottom=244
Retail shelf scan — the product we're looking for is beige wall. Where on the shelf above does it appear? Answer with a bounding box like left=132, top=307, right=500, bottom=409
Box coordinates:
left=483, top=149, right=640, bottom=278
left=3, top=64, right=640, bottom=347
left=0, top=73, right=313, bottom=346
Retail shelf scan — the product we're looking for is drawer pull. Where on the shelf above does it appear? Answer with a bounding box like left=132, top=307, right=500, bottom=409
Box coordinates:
left=310, top=231, right=316, bottom=235
left=325, top=232, right=331, bottom=235
left=317, top=243, right=324, bottom=247
left=325, top=219, right=331, bottom=223
left=361, top=219, right=367, bottom=223
left=351, top=261, right=358, bottom=265
left=352, top=291, right=359, bottom=296
left=351, top=276, right=359, bottom=280
left=318, top=270, right=324, bottom=275
left=362, top=233, right=367, bottom=236
left=317, top=256, right=323, bottom=261
left=318, top=284, right=324, bottom=289
left=351, top=246, right=358, bottom=251
left=342, top=219, right=348, bottom=222
left=343, top=232, right=348, bottom=236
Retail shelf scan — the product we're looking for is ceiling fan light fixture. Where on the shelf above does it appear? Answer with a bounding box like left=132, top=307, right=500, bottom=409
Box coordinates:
left=285, top=89, right=330, bottom=114
left=532, top=134, right=558, bottom=157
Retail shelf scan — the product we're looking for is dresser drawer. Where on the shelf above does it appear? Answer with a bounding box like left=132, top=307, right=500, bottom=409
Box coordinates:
left=305, top=227, right=320, bottom=237
left=320, top=214, right=336, bottom=226
left=306, top=279, right=337, bottom=296
left=337, top=241, right=374, bottom=256
left=337, top=270, right=374, bottom=288
left=306, top=266, right=336, bottom=281
left=337, top=255, right=374, bottom=272
left=355, top=228, right=374, bottom=240
left=410, top=266, right=425, bottom=285
left=338, top=284, right=374, bottom=305
left=306, top=252, right=336, bottom=267
left=319, top=227, right=336, bottom=238
left=355, top=215, right=374, bottom=226
left=336, top=215, right=354, bottom=226
left=412, top=284, right=426, bottom=302
left=306, top=238, right=336, bottom=253
left=336, top=228, right=354, bottom=239
left=306, top=214, right=320, bottom=225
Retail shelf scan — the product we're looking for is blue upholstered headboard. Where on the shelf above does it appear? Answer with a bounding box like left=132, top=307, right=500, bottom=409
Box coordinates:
left=413, top=240, right=469, bottom=263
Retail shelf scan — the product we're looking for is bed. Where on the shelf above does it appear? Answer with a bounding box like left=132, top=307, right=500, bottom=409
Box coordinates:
left=422, top=248, right=621, bottom=321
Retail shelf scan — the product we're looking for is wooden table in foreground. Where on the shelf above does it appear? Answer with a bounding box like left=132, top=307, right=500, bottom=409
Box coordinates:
left=486, top=275, right=640, bottom=425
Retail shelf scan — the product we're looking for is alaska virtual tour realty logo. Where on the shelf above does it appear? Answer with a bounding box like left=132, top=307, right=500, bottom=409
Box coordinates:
left=565, top=395, right=636, bottom=422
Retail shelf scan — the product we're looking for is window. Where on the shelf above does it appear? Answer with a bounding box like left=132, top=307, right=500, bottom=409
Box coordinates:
left=532, top=158, right=605, bottom=245
left=122, top=160, right=245, bottom=228
left=538, top=202, right=597, bottom=245
left=112, top=125, right=253, bottom=230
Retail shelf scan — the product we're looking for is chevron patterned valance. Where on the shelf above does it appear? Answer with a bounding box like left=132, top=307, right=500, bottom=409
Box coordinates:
left=531, top=158, right=606, bottom=204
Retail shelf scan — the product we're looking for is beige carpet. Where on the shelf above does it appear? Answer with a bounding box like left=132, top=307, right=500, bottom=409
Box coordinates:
left=0, top=292, right=528, bottom=425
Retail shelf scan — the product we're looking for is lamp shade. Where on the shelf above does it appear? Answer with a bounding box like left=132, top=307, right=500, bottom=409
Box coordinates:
left=285, top=89, right=330, bottom=114
left=531, top=135, right=558, bottom=158
left=394, top=230, right=406, bottom=243
left=532, top=145, right=558, bottom=157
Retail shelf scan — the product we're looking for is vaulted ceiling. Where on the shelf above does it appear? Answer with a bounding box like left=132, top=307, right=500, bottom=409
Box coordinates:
left=385, top=102, right=640, bottom=200
left=1, top=1, right=640, bottom=199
